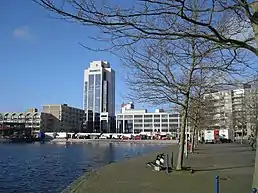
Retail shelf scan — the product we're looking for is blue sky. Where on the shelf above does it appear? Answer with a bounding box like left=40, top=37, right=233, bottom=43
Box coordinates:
left=0, top=0, right=143, bottom=112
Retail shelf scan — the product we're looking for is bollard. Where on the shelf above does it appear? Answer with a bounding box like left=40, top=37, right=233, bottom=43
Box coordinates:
left=215, top=176, right=219, bottom=193
left=166, top=154, right=169, bottom=173
left=253, top=188, right=257, bottom=193
left=171, top=152, right=174, bottom=169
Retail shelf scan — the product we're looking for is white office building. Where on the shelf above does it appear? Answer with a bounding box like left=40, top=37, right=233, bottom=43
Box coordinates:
left=116, top=102, right=180, bottom=135
left=83, top=61, right=115, bottom=133
left=203, top=84, right=258, bottom=136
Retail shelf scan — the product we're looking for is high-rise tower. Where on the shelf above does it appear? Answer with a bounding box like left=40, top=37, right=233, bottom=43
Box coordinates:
left=83, top=61, right=115, bottom=133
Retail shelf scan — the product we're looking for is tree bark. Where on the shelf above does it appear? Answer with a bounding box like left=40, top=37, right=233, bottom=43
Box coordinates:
left=190, top=128, right=195, bottom=153
left=176, top=95, right=189, bottom=170
left=251, top=1, right=258, bottom=190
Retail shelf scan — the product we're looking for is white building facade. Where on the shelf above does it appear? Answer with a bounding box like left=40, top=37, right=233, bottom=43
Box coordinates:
left=83, top=61, right=115, bottom=133
left=203, top=84, right=257, bottom=136
left=116, top=103, right=180, bottom=135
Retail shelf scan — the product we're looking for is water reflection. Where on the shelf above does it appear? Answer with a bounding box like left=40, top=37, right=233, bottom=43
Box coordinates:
left=0, top=142, right=166, bottom=193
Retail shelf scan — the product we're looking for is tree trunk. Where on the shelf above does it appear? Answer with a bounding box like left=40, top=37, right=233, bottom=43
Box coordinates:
left=190, top=128, right=195, bottom=153
left=176, top=96, right=189, bottom=170
left=251, top=2, right=258, bottom=189
left=195, top=129, right=199, bottom=147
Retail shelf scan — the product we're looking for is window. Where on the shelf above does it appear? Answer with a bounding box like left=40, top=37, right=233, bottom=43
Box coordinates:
left=102, top=80, right=108, bottom=112
left=144, top=119, right=152, bottom=122
left=90, top=69, right=100, bottom=72
left=144, top=115, right=152, bottom=118
left=134, top=129, right=142, bottom=134
left=134, top=115, right=142, bottom=118
left=124, top=115, right=133, bottom=118
left=84, top=81, right=88, bottom=110
left=88, top=75, right=94, bottom=111
left=154, top=119, right=160, bottom=122
left=169, top=114, right=179, bottom=117
left=95, top=74, right=101, bottom=113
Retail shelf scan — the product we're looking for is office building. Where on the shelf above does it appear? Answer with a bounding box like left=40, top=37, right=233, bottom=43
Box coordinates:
left=0, top=108, right=55, bottom=132
left=83, top=61, right=115, bottom=133
left=116, top=102, right=180, bottom=135
left=43, top=104, right=85, bottom=132
left=203, top=84, right=258, bottom=136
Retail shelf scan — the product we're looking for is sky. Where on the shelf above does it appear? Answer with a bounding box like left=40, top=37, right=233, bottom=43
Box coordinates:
left=0, top=0, right=150, bottom=113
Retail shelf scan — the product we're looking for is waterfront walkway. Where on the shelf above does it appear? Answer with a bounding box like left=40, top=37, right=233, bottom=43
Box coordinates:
left=63, top=143, right=255, bottom=193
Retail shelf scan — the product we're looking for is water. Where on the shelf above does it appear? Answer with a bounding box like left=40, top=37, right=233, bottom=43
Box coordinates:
left=0, top=142, right=166, bottom=193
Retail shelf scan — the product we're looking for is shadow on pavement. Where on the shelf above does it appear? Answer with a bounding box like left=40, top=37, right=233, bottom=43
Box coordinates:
left=193, top=165, right=254, bottom=172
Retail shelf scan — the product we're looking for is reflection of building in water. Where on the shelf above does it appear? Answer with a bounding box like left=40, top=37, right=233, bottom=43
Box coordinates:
left=107, top=143, right=115, bottom=163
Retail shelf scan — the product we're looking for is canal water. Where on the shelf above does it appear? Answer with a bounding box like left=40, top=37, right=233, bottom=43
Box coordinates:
left=0, top=142, right=166, bottom=193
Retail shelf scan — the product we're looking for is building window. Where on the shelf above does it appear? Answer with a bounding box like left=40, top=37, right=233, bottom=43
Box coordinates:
left=134, top=115, right=142, bottom=118
left=144, top=115, right=152, bottom=118
left=84, top=81, right=88, bottom=110
left=124, top=115, right=133, bottom=118
left=134, top=129, right=142, bottom=134
left=102, top=80, right=108, bottom=112
left=95, top=74, right=101, bottom=113
left=89, top=69, right=100, bottom=72
left=88, top=75, right=94, bottom=111
left=169, top=114, right=179, bottom=117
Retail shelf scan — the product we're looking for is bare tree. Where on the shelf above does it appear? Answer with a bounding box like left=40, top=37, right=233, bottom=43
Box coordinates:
left=33, top=0, right=257, bottom=172
left=34, top=0, right=258, bottom=54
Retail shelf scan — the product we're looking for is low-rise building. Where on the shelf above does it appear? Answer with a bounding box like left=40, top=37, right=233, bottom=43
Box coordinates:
left=116, top=102, right=180, bottom=135
left=43, top=104, right=85, bottom=132
left=0, top=108, right=55, bottom=132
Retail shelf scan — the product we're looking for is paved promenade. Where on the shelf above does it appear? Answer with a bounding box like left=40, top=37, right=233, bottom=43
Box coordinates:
left=63, top=143, right=255, bottom=193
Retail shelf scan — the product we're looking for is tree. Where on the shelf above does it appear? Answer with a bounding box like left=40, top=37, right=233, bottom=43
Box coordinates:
left=34, top=0, right=257, bottom=171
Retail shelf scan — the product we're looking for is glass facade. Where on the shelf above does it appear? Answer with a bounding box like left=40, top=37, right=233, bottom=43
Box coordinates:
left=84, top=81, right=88, bottom=110
left=102, top=80, right=108, bottom=112
left=84, top=62, right=116, bottom=133
left=88, top=75, right=94, bottom=111
left=95, top=74, right=101, bottom=113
